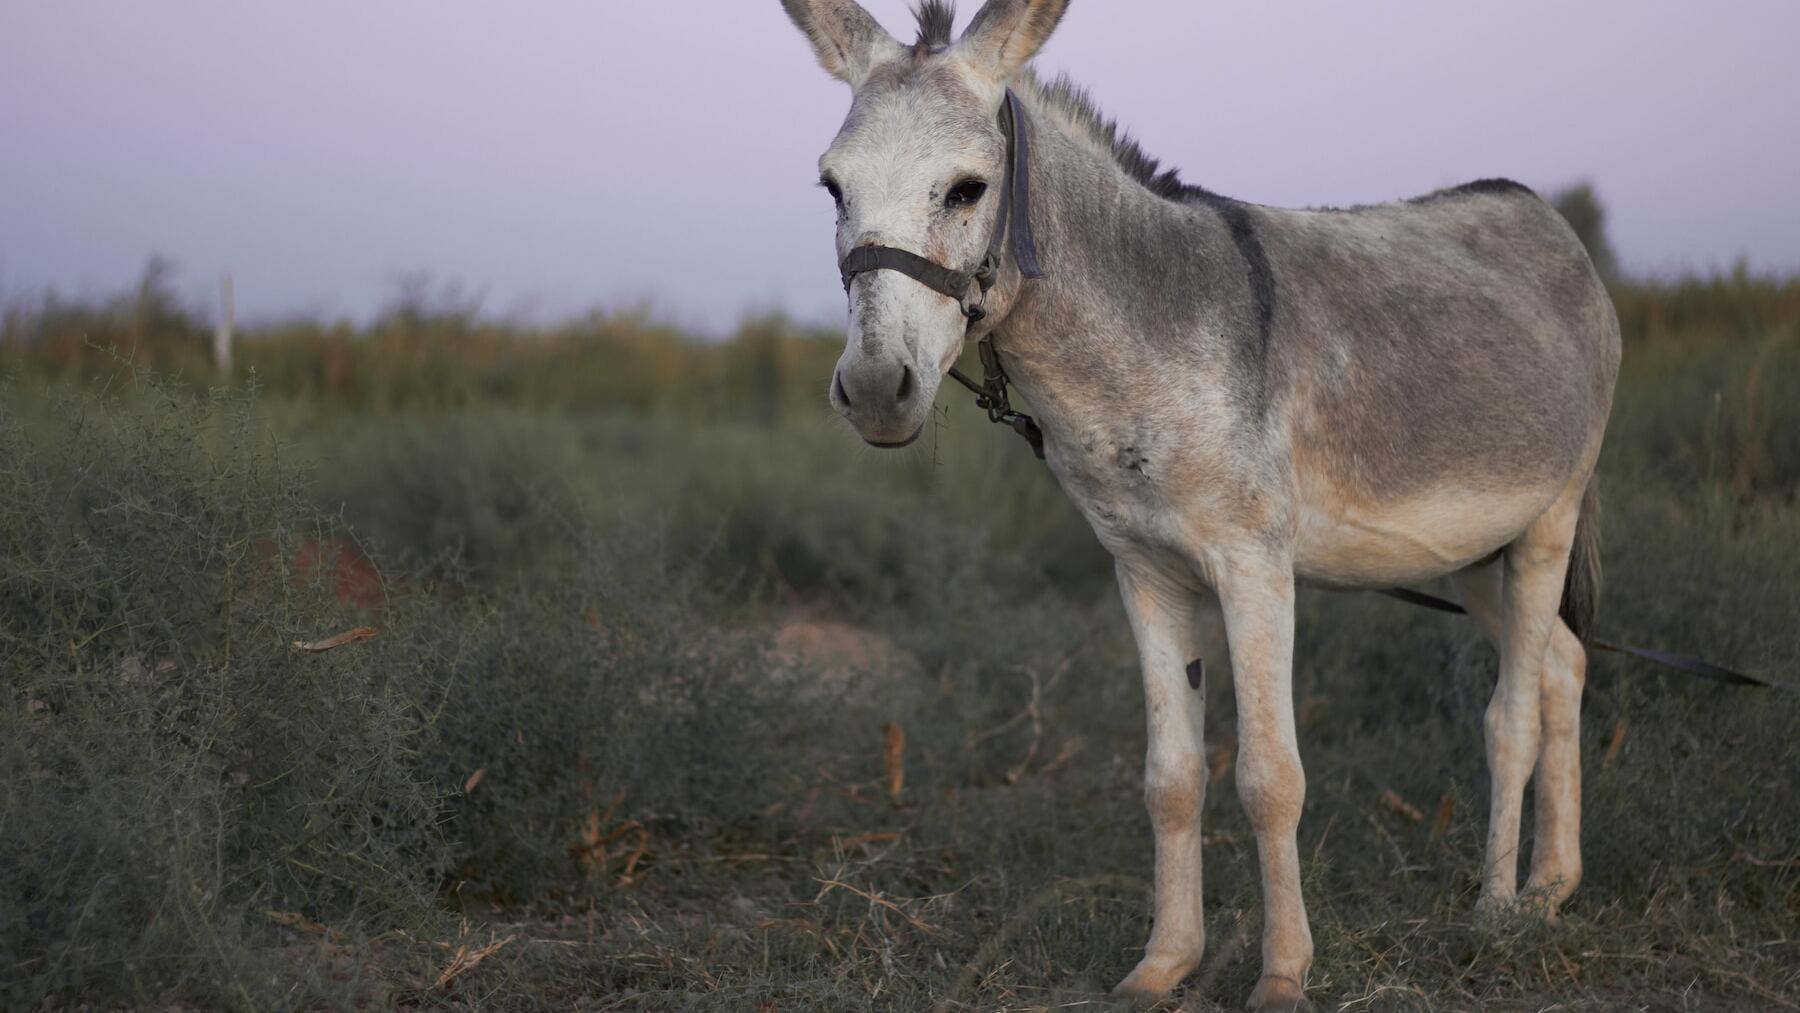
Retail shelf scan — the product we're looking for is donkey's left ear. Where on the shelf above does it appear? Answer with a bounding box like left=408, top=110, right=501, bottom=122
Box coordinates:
left=956, top=0, right=1070, bottom=80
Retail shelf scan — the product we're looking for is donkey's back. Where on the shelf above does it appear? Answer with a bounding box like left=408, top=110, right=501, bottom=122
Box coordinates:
left=1245, top=180, right=1621, bottom=586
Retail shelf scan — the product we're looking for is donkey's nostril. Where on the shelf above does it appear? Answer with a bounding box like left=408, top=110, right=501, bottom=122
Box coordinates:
left=833, top=370, right=851, bottom=408
left=896, top=366, right=915, bottom=402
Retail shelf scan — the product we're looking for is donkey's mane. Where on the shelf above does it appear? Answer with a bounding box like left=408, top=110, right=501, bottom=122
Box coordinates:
left=912, top=2, right=1209, bottom=205
left=1018, top=71, right=1212, bottom=203
left=914, top=0, right=957, bottom=48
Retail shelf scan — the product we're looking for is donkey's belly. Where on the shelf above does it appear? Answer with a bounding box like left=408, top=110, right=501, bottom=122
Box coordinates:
left=1292, top=482, right=1559, bottom=588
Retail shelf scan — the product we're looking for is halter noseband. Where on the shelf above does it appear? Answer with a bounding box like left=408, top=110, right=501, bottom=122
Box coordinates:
left=835, top=87, right=1047, bottom=458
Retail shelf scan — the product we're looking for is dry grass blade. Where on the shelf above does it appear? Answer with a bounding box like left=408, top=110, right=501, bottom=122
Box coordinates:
left=1428, top=793, right=1455, bottom=845
left=881, top=721, right=906, bottom=800
left=463, top=767, right=486, bottom=793
left=832, top=830, right=903, bottom=852
left=572, top=789, right=650, bottom=885
left=430, top=931, right=517, bottom=991
left=1603, top=719, right=1628, bottom=769
left=1731, top=849, right=1800, bottom=869
left=613, top=823, right=650, bottom=885
left=290, top=626, right=377, bottom=653
left=812, top=877, right=942, bottom=936
left=264, top=909, right=333, bottom=938
left=1207, top=733, right=1236, bottom=784
left=756, top=918, right=843, bottom=960
left=1379, top=788, right=1424, bottom=822
left=966, top=658, right=1073, bottom=787
left=1001, top=667, right=1043, bottom=786
left=1037, top=734, right=1085, bottom=776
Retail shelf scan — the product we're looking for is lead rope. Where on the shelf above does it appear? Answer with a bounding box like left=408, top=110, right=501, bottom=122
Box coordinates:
left=1380, top=587, right=1792, bottom=691
left=947, top=339, right=1044, bottom=458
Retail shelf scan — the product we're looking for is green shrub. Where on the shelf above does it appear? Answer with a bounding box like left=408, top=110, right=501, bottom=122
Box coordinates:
left=0, top=381, right=450, bottom=1008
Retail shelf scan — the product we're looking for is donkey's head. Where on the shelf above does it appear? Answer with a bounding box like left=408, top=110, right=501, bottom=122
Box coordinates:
left=783, top=0, right=1067, bottom=446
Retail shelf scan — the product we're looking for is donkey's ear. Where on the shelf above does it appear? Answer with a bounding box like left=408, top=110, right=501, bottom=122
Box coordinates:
left=780, top=0, right=904, bottom=87
left=956, top=0, right=1069, bottom=80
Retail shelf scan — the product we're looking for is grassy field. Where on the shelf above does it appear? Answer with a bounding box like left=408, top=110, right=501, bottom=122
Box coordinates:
left=2, top=275, right=1798, bottom=1010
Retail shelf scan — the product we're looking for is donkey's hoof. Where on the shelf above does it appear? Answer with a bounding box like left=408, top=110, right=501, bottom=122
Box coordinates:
left=1518, top=890, right=1564, bottom=926
left=1474, top=892, right=1568, bottom=938
left=1246, top=974, right=1308, bottom=1012
left=1521, top=867, right=1581, bottom=916
left=1112, top=952, right=1198, bottom=1000
left=1472, top=889, right=1517, bottom=925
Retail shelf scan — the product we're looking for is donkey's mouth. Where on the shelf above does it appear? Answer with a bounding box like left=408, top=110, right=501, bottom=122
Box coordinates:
left=865, top=423, right=925, bottom=449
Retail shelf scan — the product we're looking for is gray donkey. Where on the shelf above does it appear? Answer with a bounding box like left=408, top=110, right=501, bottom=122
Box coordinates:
left=781, top=1, right=1619, bottom=1008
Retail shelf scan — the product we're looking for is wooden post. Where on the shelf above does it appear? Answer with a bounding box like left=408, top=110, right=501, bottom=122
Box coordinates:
left=214, top=272, right=235, bottom=378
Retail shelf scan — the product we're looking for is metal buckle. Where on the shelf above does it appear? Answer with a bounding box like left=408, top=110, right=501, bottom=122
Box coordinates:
left=962, top=255, right=999, bottom=321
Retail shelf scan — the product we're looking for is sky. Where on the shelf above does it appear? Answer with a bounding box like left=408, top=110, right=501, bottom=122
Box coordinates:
left=3, top=1, right=1798, bottom=332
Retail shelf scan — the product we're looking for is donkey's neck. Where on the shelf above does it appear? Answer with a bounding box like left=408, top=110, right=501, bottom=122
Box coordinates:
left=991, top=96, right=1266, bottom=452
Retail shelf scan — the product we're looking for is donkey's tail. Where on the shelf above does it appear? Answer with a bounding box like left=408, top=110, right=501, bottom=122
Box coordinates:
left=1560, top=480, right=1602, bottom=645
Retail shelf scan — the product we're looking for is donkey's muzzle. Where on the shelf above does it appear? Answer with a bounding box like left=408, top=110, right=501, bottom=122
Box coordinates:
left=831, top=354, right=927, bottom=446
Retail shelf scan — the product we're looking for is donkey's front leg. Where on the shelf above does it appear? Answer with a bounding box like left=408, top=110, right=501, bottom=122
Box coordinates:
left=1112, top=563, right=1210, bottom=999
left=1216, top=553, right=1312, bottom=1012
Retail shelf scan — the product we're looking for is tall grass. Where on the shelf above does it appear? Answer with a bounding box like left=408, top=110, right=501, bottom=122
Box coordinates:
left=1, top=270, right=1796, bottom=1009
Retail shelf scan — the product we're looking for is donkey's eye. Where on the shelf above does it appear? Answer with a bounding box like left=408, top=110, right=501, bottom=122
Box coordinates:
left=946, top=179, right=988, bottom=209
left=820, top=176, right=844, bottom=208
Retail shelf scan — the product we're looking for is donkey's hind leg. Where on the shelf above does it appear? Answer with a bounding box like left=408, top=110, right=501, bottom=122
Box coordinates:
left=1463, top=487, right=1583, bottom=914
left=1452, top=559, right=1587, bottom=916
left=1524, top=620, right=1585, bottom=909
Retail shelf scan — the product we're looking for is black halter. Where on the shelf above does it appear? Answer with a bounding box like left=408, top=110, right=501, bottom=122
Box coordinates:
left=836, top=88, right=1047, bottom=458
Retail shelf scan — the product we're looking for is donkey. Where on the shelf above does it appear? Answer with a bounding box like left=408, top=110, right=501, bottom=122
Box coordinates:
left=780, top=1, right=1620, bottom=1008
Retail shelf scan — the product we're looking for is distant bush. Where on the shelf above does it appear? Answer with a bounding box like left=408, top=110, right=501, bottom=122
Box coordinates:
left=0, top=261, right=845, bottom=417
left=1610, top=268, right=1800, bottom=345
left=8, top=254, right=1795, bottom=426
left=1548, top=180, right=1620, bottom=280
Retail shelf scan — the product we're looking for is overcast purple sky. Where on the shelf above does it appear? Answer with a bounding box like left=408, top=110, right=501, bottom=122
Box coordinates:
left=3, top=1, right=1797, bottom=331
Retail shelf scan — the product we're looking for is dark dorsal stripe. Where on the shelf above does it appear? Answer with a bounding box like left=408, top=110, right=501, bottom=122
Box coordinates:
left=1188, top=189, right=1277, bottom=402
left=1014, top=73, right=1276, bottom=368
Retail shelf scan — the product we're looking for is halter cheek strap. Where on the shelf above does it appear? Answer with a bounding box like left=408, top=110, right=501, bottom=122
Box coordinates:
left=835, top=88, right=1048, bottom=459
